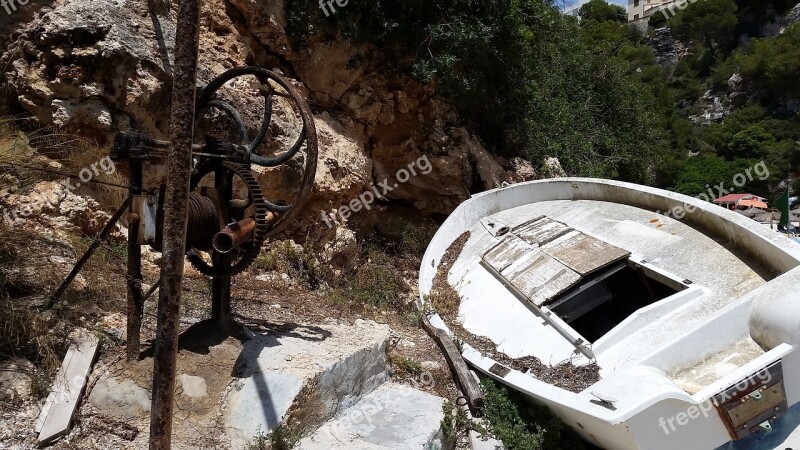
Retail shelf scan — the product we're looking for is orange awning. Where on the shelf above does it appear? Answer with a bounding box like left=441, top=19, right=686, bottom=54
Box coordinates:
left=739, top=199, right=768, bottom=209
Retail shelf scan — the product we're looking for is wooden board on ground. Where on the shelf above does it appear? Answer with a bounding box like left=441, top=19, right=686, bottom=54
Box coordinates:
left=36, top=335, right=100, bottom=446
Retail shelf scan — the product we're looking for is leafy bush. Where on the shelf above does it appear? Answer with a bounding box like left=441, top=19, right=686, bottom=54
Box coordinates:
left=480, top=378, right=586, bottom=450
left=734, top=24, right=800, bottom=102
left=670, top=0, right=739, bottom=49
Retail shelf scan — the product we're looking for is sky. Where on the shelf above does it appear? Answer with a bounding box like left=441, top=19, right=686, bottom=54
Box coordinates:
left=561, top=0, right=629, bottom=13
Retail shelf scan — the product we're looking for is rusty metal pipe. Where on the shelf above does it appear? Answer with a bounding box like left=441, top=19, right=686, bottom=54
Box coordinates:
left=212, top=218, right=256, bottom=253
left=150, top=0, right=200, bottom=447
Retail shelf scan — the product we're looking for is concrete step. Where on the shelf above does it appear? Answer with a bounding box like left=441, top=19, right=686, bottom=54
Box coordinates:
left=297, top=382, right=451, bottom=450
left=87, top=319, right=391, bottom=449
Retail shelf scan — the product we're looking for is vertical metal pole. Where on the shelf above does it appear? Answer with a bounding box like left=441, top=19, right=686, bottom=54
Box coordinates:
left=126, top=159, right=144, bottom=361
left=211, top=167, right=232, bottom=324
left=211, top=255, right=232, bottom=323
left=149, top=0, right=200, bottom=448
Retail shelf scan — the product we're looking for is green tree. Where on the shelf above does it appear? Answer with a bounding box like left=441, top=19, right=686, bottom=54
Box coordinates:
left=735, top=24, right=800, bottom=102
left=287, top=0, right=673, bottom=182
left=670, top=0, right=739, bottom=49
left=725, top=125, right=776, bottom=159
left=578, top=0, right=627, bottom=23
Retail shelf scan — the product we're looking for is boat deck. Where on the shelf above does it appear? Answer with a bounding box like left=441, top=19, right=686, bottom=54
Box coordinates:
left=447, top=199, right=768, bottom=385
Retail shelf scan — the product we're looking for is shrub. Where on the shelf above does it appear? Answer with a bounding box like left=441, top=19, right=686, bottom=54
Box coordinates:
left=254, top=240, right=327, bottom=289
left=329, top=250, right=408, bottom=309
left=480, top=378, right=586, bottom=450
left=286, top=0, right=671, bottom=183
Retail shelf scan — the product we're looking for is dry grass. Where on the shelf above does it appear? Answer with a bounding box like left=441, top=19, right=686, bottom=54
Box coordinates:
left=427, top=232, right=470, bottom=317
left=0, top=116, right=127, bottom=207
left=0, top=227, right=73, bottom=388
left=0, top=116, right=40, bottom=191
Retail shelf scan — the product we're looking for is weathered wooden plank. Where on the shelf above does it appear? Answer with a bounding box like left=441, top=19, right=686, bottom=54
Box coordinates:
left=501, top=248, right=581, bottom=306
left=482, top=235, right=531, bottom=273
left=513, top=217, right=571, bottom=247
left=420, top=316, right=485, bottom=411
left=543, top=231, right=630, bottom=276
left=36, top=336, right=100, bottom=446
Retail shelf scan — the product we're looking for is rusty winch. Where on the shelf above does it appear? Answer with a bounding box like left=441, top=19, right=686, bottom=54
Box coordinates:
left=48, top=66, right=317, bottom=347
left=113, top=67, right=317, bottom=277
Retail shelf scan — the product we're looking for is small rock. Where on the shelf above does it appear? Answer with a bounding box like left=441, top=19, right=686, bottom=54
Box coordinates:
left=0, top=357, right=35, bottom=401
left=397, top=339, right=416, bottom=349
left=543, top=157, right=566, bottom=178
left=420, top=361, right=442, bottom=371
left=178, top=374, right=208, bottom=399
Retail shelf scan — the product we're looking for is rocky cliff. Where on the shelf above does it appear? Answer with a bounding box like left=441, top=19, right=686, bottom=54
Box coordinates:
left=0, top=0, right=536, bottom=235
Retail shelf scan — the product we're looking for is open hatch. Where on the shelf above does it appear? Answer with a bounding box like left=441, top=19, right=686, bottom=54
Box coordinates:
left=482, top=217, right=683, bottom=343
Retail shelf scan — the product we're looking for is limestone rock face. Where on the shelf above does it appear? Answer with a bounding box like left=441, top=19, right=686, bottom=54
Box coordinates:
left=785, top=3, right=800, bottom=28
left=0, top=0, right=540, bottom=229
left=647, top=27, right=686, bottom=69
left=690, top=90, right=731, bottom=125
left=2, top=0, right=177, bottom=144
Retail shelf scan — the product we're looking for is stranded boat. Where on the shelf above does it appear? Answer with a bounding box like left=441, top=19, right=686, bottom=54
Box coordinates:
left=419, top=178, right=800, bottom=450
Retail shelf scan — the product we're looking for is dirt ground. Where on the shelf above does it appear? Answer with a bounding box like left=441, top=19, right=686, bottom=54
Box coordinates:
left=0, top=254, right=469, bottom=449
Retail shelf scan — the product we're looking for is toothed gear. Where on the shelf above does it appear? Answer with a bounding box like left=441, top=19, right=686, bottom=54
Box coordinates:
left=186, top=161, right=270, bottom=277
left=184, top=67, right=318, bottom=278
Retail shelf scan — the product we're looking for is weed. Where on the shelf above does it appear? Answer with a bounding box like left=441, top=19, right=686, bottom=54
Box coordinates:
left=254, top=240, right=327, bottom=289
left=389, top=355, right=422, bottom=377
left=479, top=378, right=586, bottom=450
left=441, top=400, right=482, bottom=443
left=270, top=426, right=299, bottom=450
left=244, top=430, right=270, bottom=450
